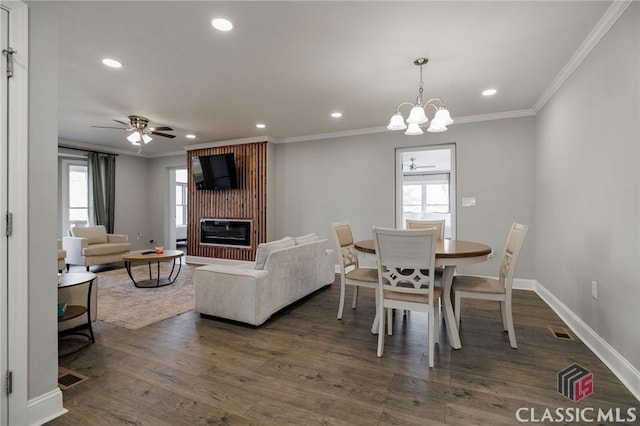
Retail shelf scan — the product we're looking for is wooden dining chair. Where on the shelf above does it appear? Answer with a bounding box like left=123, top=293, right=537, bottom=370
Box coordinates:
left=452, top=222, right=529, bottom=348
left=373, top=226, right=441, bottom=367
left=331, top=221, right=378, bottom=321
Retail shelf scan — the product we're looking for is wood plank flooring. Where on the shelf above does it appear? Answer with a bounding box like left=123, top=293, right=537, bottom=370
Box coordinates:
left=49, top=275, right=638, bottom=425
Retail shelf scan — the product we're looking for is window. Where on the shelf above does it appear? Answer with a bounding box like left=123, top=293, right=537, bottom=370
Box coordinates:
left=403, top=173, right=450, bottom=215
left=175, top=168, right=188, bottom=226
left=60, top=158, right=89, bottom=235
left=396, top=145, right=456, bottom=239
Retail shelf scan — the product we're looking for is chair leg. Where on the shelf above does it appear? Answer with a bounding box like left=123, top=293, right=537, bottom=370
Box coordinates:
left=352, top=286, right=359, bottom=309
left=504, top=300, right=517, bottom=349
left=435, top=299, right=441, bottom=346
left=371, top=291, right=380, bottom=334
left=428, top=307, right=435, bottom=368
left=454, top=291, right=462, bottom=328
left=499, top=300, right=508, bottom=331
left=377, top=307, right=385, bottom=357
left=337, top=279, right=346, bottom=319
left=387, top=308, right=393, bottom=336
left=66, top=264, right=69, bottom=272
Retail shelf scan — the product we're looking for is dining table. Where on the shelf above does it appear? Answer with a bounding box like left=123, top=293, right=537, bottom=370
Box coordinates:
left=354, top=238, right=492, bottom=349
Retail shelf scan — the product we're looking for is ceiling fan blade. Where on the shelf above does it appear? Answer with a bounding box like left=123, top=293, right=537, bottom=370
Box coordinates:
left=148, top=126, right=173, bottom=131
left=150, top=131, right=176, bottom=139
left=113, top=119, right=130, bottom=126
left=91, top=125, right=129, bottom=130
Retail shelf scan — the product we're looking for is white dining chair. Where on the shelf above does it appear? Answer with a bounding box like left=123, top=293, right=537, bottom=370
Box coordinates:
left=406, top=219, right=445, bottom=241
left=331, top=221, right=378, bottom=321
left=452, top=222, right=529, bottom=348
left=372, top=226, right=441, bottom=367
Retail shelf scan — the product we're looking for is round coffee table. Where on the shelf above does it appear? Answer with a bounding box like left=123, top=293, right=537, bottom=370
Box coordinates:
left=122, top=250, right=184, bottom=288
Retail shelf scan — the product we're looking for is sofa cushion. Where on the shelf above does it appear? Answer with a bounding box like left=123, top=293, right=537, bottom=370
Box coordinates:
left=294, top=233, right=320, bottom=245
left=82, top=242, right=131, bottom=256
left=71, top=225, right=108, bottom=245
left=254, top=236, right=295, bottom=270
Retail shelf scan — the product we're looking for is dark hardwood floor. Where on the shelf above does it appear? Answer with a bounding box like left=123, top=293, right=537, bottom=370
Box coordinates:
left=49, top=275, right=638, bottom=425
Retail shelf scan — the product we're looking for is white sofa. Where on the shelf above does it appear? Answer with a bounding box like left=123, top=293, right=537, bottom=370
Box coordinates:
left=194, top=234, right=335, bottom=326
left=63, top=225, right=132, bottom=270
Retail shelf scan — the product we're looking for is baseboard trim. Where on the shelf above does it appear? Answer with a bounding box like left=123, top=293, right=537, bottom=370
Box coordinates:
left=27, top=388, right=67, bottom=426
left=534, top=280, right=640, bottom=401
left=513, top=278, right=537, bottom=291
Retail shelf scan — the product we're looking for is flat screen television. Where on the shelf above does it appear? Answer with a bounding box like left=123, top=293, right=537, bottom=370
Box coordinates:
left=191, top=153, right=238, bottom=190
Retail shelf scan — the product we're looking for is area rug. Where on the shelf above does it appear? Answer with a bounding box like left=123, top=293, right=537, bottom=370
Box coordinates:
left=96, top=262, right=195, bottom=330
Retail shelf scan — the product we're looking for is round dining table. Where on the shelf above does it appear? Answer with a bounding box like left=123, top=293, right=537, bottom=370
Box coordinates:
left=354, top=239, right=492, bottom=349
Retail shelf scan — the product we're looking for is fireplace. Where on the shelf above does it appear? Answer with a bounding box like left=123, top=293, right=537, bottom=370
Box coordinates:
left=200, top=218, right=252, bottom=249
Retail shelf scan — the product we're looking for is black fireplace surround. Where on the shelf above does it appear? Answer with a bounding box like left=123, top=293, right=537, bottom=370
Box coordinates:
left=200, top=218, right=252, bottom=248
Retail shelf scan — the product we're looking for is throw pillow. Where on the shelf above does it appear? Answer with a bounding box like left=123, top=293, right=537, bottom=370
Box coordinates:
left=71, top=225, right=108, bottom=245
left=294, top=233, right=320, bottom=245
left=254, top=236, right=295, bottom=270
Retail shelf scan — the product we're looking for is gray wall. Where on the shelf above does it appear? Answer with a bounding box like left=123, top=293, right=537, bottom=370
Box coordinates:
left=28, top=1, right=59, bottom=400
left=274, top=117, right=537, bottom=278
left=113, top=154, right=152, bottom=251
left=148, top=153, right=188, bottom=249
left=535, top=3, right=640, bottom=368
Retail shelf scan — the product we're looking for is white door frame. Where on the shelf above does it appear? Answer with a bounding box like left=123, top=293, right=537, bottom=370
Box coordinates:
left=2, top=1, right=29, bottom=425
left=395, top=144, right=457, bottom=239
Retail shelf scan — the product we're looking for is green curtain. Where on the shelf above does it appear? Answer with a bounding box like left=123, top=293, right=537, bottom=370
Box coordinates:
left=88, top=152, right=116, bottom=233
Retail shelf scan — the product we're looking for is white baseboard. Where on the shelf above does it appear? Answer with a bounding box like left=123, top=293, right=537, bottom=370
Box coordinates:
left=27, top=388, right=67, bottom=426
left=534, top=280, right=640, bottom=401
left=513, top=278, right=538, bottom=291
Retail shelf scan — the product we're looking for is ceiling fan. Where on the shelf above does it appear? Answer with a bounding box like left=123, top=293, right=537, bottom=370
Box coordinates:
left=403, top=157, right=436, bottom=171
left=92, top=115, right=176, bottom=150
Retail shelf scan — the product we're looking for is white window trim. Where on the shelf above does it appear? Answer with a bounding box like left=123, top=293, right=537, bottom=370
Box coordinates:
left=59, top=158, right=88, bottom=236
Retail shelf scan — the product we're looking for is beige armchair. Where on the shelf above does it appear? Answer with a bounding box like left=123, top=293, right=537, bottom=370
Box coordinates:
left=57, top=239, right=66, bottom=272
left=63, top=225, right=131, bottom=271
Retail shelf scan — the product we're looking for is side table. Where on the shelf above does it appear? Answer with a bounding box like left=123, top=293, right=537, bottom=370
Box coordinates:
left=58, top=271, right=96, bottom=357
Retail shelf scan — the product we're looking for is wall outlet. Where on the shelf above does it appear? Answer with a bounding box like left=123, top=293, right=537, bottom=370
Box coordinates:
left=136, top=233, right=143, bottom=240
left=591, top=281, right=598, bottom=300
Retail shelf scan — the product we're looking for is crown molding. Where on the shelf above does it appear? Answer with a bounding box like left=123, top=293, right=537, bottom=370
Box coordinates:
left=280, top=126, right=389, bottom=144
left=533, top=0, right=633, bottom=112
left=182, top=136, right=277, bottom=151
left=57, top=139, right=135, bottom=157
left=453, top=109, right=536, bottom=125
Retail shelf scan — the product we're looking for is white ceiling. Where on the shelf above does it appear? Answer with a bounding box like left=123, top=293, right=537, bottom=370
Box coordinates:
left=40, top=1, right=613, bottom=156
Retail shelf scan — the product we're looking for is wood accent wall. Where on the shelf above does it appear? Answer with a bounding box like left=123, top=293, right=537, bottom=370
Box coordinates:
left=187, top=141, right=268, bottom=261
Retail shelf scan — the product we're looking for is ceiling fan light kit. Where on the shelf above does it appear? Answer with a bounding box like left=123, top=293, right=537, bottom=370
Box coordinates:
left=92, top=115, right=175, bottom=153
left=387, top=58, right=454, bottom=135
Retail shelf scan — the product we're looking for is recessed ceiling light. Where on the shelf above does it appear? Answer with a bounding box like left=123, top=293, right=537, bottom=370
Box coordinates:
left=482, top=89, right=497, bottom=96
left=256, top=123, right=266, bottom=129
left=185, top=134, right=196, bottom=139
left=212, top=18, right=233, bottom=32
left=330, top=112, right=342, bottom=118
left=102, top=58, right=122, bottom=68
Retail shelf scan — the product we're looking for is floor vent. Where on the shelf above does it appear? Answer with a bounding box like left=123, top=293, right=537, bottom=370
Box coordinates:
left=548, top=325, right=575, bottom=341
left=58, top=367, right=89, bottom=391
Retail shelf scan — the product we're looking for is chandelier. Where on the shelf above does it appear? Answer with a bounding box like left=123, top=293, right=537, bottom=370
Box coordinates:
left=387, top=58, right=453, bottom=135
